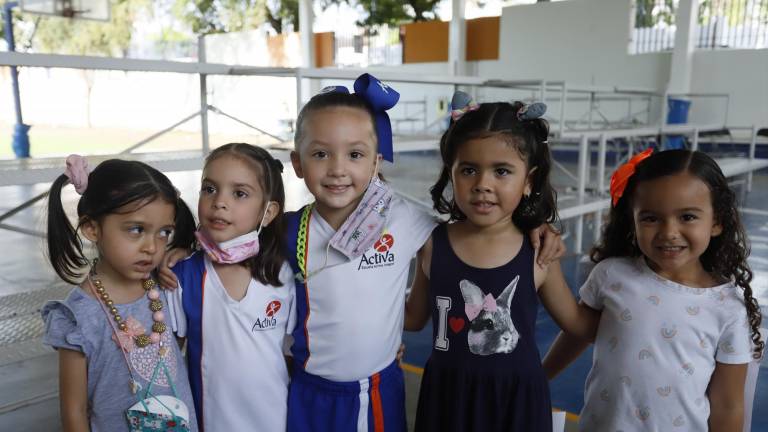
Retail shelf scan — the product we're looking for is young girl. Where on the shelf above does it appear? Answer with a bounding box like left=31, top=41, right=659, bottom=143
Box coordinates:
left=543, top=149, right=762, bottom=431
left=164, top=143, right=296, bottom=431
left=42, top=157, right=198, bottom=431
left=404, top=99, right=598, bottom=432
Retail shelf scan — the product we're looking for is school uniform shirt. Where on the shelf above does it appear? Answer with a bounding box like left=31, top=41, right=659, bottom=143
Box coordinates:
left=290, top=196, right=436, bottom=381
left=166, top=252, right=296, bottom=431
left=578, top=257, right=754, bottom=432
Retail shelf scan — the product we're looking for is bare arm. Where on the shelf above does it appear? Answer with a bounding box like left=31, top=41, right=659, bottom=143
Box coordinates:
left=542, top=330, right=593, bottom=380
left=538, top=261, right=600, bottom=340
left=59, top=348, right=89, bottom=432
left=404, top=238, right=432, bottom=332
left=708, top=361, right=748, bottom=432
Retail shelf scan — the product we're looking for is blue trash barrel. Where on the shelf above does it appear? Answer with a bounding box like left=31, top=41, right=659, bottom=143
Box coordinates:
left=665, top=98, right=691, bottom=149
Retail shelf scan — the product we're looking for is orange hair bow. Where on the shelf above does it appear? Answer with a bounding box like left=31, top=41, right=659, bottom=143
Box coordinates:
left=609, top=148, right=653, bottom=206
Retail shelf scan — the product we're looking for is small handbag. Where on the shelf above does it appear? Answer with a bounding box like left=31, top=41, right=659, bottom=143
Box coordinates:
left=125, top=358, right=190, bottom=431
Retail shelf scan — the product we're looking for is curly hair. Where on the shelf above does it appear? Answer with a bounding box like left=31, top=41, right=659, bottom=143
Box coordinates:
left=429, top=101, right=559, bottom=233
left=592, top=149, right=763, bottom=358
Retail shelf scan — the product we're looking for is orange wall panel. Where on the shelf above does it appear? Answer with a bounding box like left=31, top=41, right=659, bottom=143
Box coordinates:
left=314, top=32, right=335, bottom=68
left=466, top=16, right=499, bottom=61
left=402, top=21, right=449, bottom=63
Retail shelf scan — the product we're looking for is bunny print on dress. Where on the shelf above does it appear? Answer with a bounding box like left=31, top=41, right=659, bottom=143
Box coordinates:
left=460, top=276, right=520, bottom=356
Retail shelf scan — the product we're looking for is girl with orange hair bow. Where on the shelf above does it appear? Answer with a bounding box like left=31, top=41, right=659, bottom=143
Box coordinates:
left=543, top=149, right=761, bottom=432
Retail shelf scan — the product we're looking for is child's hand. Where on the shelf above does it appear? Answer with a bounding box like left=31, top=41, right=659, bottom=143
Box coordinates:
left=530, top=224, right=566, bottom=266
left=533, top=248, right=551, bottom=288
left=158, top=248, right=189, bottom=289
left=396, top=343, right=406, bottom=365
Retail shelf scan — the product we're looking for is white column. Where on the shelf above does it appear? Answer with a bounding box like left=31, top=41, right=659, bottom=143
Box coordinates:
left=667, top=0, right=699, bottom=94
left=298, top=0, right=317, bottom=107
left=448, top=0, right=467, bottom=76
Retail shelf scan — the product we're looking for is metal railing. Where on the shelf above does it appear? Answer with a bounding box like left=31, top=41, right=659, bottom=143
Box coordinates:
left=631, top=0, right=768, bottom=53
left=697, top=0, right=768, bottom=49
left=333, top=25, right=402, bottom=67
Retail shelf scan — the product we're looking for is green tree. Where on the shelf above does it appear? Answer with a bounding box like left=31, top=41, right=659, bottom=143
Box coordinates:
left=19, top=0, right=151, bottom=126
left=332, top=0, right=441, bottom=26
left=262, top=0, right=441, bottom=31
left=20, top=0, right=150, bottom=56
left=265, top=0, right=297, bottom=33
left=634, top=0, right=676, bottom=28
left=172, top=0, right=267, bottom=36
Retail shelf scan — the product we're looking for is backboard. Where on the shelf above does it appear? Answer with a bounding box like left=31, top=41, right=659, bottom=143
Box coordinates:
left=20, top=0, right=110, bottom=22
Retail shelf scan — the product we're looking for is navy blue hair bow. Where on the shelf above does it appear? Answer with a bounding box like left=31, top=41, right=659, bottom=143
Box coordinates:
left=318, top=73, right=400, bottom=162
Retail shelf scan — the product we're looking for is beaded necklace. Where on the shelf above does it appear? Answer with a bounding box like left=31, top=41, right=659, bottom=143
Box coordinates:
left=87, top=263, right=169, bottom=394
left=88, top=262, right=167, bottom=349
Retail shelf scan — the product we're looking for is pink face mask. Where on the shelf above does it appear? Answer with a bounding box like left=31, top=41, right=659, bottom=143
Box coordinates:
left=195, top=204, right=271, bottom=264
left=328, top=176, right=393, bottom=260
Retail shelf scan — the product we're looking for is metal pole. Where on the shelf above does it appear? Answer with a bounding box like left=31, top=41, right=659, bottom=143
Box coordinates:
left=296, top=68, right=303, bottom=119
left=691, top=127, right=699, bottom=151
left=597, top=133, right=607, bottom=193
left=559, top=82, right=567, bottom=137
left=593, top=133, right=608, bottom=244
left=748, top=125, right=757, bottom=192
left=3, top=1, right=30, bottom=158
left=197, top=35, right=210, bottom=154
left=575, top=134, right=589, bottom=254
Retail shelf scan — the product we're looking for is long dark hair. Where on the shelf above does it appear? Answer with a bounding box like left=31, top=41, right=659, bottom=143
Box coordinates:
left=47, top=159, right=195, bottom=285
left=203, top=143, right=286, bottom=286
left=430, top=101, right=558, bottom=232
left=592, top=149, right=763, bottom=358
left=294, top=91, right=378, bottom=150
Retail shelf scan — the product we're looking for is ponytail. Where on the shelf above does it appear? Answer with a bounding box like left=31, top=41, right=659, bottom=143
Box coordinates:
left=47, top=174, right=89, bottom=285
left=170, top=196, right=196, bottom=252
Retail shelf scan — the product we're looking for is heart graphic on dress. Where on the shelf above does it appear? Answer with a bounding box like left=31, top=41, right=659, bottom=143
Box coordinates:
left=449, top=317, right=465, bottom=333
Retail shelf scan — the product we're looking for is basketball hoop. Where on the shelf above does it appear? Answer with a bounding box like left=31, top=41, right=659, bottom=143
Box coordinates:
left=20, top=0, right=109, bottom=21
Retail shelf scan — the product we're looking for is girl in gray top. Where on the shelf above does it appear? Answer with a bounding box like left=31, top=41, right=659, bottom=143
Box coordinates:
left=42, top=157, right=198, bottom=431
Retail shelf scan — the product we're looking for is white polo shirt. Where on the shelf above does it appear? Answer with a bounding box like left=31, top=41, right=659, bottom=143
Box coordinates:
left=292, top=196, right=435, bottom=381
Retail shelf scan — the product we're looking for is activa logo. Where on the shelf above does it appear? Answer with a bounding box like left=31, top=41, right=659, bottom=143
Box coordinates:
left=251, top=300, right=281, bottom=332
left=358, top=233, right=396, bottom=271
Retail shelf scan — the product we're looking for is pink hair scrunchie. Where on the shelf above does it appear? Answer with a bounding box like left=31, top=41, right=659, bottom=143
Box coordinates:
left=64, top=154, right=90, bottom=195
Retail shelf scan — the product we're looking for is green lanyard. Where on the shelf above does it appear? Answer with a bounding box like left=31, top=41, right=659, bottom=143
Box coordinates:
left=295, top=204, right=313, bottom=281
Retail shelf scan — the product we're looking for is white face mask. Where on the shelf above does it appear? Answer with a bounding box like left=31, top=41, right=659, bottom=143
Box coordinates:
left=327, top=175, right=393, bottom=260
left=195, top=203, right=272, bottom=264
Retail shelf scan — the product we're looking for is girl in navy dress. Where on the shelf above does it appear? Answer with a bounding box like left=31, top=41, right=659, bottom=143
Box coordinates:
left=405, top=96, right=598, bottom=431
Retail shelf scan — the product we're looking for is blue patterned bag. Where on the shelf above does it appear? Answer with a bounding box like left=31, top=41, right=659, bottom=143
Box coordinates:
left=126, top=358, right=190, bottom=431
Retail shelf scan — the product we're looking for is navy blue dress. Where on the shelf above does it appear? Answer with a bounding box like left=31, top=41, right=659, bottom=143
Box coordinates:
left=415, top=224, right=552, bottom=432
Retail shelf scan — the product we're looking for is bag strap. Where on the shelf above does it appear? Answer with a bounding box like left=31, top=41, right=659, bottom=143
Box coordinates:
left=138, top=357, right=180, bottom=417
left=143, top=357, right=179, bottom=399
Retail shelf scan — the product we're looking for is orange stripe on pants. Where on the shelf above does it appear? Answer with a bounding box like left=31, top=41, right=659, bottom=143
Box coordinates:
left=370, top=373, right=384, bottom=432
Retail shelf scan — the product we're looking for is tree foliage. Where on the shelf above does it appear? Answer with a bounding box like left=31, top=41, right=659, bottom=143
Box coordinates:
left=11, top=0, right=151, bottom=56
left=172, top=0, right=267, bottom=36
left=329, top=0, right=441, bottom=27
left=265, top=0, right=297, bottom=33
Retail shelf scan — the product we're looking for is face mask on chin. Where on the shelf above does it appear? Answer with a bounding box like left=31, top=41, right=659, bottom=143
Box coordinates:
left=195, top=203, right=272, bottom=264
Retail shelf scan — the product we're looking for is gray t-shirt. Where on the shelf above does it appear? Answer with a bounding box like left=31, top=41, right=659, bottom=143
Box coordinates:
left=42, top=286, right=198, bottom=432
